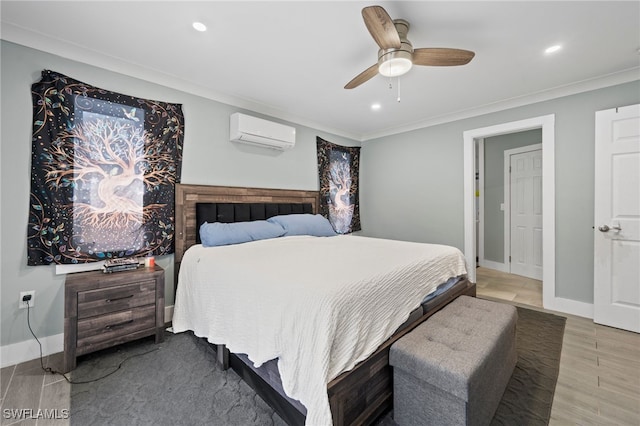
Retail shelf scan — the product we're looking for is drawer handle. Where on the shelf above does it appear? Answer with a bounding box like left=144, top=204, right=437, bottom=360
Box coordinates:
left=105, top=295, right=134, bottom=303
left=105, top=319, right=134, bottom=330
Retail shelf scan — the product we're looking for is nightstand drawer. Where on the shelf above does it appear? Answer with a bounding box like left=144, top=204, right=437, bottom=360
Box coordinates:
left=77, top=280, right=156, bottom=319
left=64, top=265, right=164, bottom=372
left=76, top=305, right=156, bottom=349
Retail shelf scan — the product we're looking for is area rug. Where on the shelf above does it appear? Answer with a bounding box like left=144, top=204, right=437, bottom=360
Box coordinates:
left=490, top=306, right=566, bottom=425
left=70, top=305, right=565, bottom=426
left=375, top=305, right=566, bottom=426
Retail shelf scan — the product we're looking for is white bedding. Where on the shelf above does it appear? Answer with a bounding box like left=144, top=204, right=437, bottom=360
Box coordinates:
left=172, top=235, right=467, bottom=425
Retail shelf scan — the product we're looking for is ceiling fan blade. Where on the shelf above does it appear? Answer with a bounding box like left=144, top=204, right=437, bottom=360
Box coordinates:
left=413, top=48, right=475, bottom=66
left=344, top=64, right=379, bottom=89
left=362, top=6, right=401, bottom=50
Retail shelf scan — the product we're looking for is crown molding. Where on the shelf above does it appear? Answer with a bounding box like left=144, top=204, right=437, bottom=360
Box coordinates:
left=362, top=67, right=640, bottom=141
left=0, top=22, right=361, bottom=142
left=3, top=22, right=638, bottom=143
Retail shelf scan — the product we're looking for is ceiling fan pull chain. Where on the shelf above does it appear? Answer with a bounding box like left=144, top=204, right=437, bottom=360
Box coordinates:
left=397, top=77, right=401, bottom=102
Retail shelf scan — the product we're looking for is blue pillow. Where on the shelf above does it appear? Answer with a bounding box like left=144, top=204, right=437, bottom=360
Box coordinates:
left=267, top=214, right=336, bottom=237
left=199, top=220, right=285, bottom=247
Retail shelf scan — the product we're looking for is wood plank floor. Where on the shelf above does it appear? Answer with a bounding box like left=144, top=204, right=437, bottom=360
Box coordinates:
left=1, top=269, right=638, bottom=425
left=0, top=353, right=69, bottom=425
left=477, top=267, right=640, bottom=426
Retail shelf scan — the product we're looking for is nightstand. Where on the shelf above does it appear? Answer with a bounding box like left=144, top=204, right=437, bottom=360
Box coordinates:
left=63, top=265, right=165, bottom=373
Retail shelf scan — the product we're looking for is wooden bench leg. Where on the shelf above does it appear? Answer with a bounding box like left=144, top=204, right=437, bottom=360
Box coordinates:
left=216, top=344, right=230, bottom=370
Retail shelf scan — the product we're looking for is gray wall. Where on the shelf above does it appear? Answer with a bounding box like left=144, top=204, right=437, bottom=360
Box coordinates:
left=483, top=129, right=542, bottom=263
left=0, top=41, right=358, bottom=347
left=3, top=38, right=639, bottom=349
left=361, top=80, right=640, bottom=304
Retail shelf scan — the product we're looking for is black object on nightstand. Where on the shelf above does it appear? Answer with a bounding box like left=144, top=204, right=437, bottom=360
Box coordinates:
left=64, top=265, right=165, bottom=373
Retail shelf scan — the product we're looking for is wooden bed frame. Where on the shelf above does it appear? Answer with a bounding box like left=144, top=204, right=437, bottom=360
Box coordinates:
left=174, top=183, right=475, bottom=425
left=174, top=183, right=319, bottom=279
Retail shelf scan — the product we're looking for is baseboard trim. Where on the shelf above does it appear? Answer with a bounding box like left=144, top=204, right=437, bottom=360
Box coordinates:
left=1, top=306, right=175, bottom=368
left=0, top=333, right=64, bottom=369
left=478, top=259, right=508, bottom=273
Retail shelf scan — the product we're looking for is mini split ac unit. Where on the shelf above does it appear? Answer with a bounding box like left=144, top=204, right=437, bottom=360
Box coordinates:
left=230, top=113, right=296, bottom=150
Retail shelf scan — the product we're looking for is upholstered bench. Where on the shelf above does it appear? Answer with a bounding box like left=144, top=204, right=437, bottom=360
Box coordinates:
left=389, top=296, right=517, bottom=426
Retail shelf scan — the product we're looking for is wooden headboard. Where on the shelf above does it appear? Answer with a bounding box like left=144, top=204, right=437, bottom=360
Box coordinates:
left=174, top=184, right=319, bottom=277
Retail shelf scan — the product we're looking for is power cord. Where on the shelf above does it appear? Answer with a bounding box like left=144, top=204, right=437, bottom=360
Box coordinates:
left=25, top=297, right=158, bottom=384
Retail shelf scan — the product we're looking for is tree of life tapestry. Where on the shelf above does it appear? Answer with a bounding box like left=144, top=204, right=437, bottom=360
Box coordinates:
left=27, top=70, right=184, bottom=265
left=316, top=137, right=361, bottom=234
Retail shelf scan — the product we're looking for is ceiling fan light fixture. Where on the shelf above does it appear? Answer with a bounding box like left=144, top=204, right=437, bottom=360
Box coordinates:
left=378, top=50, right=413, bottom=77
left=344, top=6, right=475, bottom=89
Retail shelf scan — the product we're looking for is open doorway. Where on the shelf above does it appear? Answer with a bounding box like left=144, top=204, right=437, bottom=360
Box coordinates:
left=475, top=131, right=543, bottom=307
left=463, top=115, right=555, bottom=310
left=477, top=130, right=542, bottom=274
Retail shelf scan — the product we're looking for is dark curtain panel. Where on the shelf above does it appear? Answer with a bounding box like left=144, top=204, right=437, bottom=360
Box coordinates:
left=27, top=70, right=184, bottom=265
left=316, top=137, right=361, bottom=234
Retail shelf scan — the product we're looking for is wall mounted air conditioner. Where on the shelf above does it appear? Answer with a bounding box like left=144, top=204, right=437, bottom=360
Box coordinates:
left=230, top=113, right=296, bottom=151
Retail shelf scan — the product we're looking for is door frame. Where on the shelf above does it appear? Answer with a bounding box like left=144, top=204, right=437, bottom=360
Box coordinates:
left=463, top=115, right=555, bottom=310
left=503, top=143, right=543, bottom=272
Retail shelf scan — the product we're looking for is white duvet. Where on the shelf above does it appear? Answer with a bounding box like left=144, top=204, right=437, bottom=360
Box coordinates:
left=172, top=235, right=467, bottom=425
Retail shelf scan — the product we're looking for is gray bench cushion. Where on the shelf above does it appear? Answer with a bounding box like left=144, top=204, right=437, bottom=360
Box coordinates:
left=390, top=296, right=517, bottom=425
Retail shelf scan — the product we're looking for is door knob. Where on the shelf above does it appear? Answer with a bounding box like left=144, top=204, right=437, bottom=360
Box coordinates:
left=598, top=224, right=621, bottom=232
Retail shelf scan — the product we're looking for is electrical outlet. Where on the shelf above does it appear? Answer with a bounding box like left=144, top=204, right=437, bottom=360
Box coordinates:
left=19, top=291, right=35, bottom=309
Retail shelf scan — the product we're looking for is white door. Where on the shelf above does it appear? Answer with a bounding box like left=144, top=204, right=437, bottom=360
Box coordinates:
left=594, top=104, right=640, bottom=333
left=509, top=148, right=543, bottom=280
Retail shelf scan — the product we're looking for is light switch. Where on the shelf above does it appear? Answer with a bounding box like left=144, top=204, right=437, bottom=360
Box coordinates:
left=500, top=203, right=505, bottom=211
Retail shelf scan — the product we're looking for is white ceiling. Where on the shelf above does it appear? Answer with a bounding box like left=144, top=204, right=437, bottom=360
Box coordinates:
left=2, top=1, right=639, bottom=141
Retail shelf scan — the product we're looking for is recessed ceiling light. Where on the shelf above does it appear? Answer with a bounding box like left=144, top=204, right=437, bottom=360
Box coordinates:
left=371, top=103, right=381, bottom=111
left=192, top=22, right=207, bottom=32
left=545, top=44, right=562, bottom=54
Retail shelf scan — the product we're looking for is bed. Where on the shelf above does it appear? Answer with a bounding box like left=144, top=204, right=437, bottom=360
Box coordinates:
left=172, top=184, right=475, bottom=425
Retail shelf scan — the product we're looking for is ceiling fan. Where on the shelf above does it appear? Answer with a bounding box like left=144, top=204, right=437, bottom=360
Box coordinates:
left=345, top=5, right=475, bottom=89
